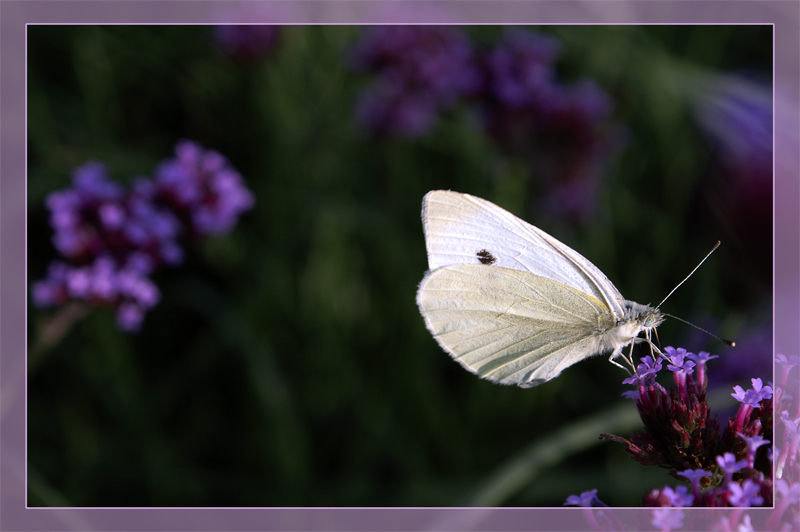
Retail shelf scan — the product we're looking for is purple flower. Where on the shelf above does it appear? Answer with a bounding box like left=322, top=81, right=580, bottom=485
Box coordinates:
left=693, top=75, right=771, bottom=170
left=716, top=452, right=747, bottom=484
left=477, top=29, right=621, bottom=223
left=564, top=488, right=605, bottom=507
left=33, top=140, right=252, bottom=333
left=748, top=378, right=772, bottom=400
left=780, top=410, right=800, bottom=436
left=736, top=433, right=770, bottom=468
left=732, top=378, right=772, bottom=408
left=775, top=479, right=800, bottom=504
left=687, top=351, right=718, bottom=365
left=116, top=302, right=145, bottom=332
left=31, top=264, right=68, bottom=307
left=662, top=485, right=694, bottom=507
left=691, top=75, right=772, bottom=278
left=349, top=26, right=480, bottom=137
left=623, top=355, right=662, bottom=385
left=482, top=28, right=560, bottom=108
left=621, top=390, right=640, bottom=400
left=686, top=350, right=716, bottom=386
left=152, top=140, right=255, bottom=236
left=776, top=354, right=800, bottom=370
left=98, top=202, right=126, bottom=230
left=663, top=347, right=696, bottom=374
left=727, top=480, right=764, bottom=507
left=677, top=468, right=711, bottom=499
left=650, top=508, right=684, bottom=531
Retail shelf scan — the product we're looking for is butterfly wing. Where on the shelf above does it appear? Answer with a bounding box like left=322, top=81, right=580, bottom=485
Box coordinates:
left=422, top=190, right=626, bottom=318
left=417, top=264, right=616, bottom=387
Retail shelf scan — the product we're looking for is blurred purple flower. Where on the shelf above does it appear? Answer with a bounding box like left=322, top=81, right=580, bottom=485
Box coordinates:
left=650, top=508, right=684, bottom=530
left=32, top=140, right=254, bottom=332
left=213, top=25, right=281, bottom=60
left=775, top=479, right=800, bottom=504
left=349, top=25, right=480, bottom=137
left=777, top=354, right=800, bottom=371
left=727, top=479, right=764, bottom=507
left=482, top=28, right=560, bottom=108
left=477, top=29, right=623, bottom=222
left=677, top=468, right=711, bottom=499
left=692, top=74, right=772, bottom=280
left=693, top=75, right=771, bottom=171
left=662, top=485, right=694, bottom=507
left=152, top=140, right=255, bottom=236
left=564, top=488, right=605, bottom=507
left=780, top=410, right=800, bottom=436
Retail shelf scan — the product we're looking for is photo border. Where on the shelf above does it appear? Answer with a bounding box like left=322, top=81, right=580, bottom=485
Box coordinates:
left=2, top=1, right=797, bottom=530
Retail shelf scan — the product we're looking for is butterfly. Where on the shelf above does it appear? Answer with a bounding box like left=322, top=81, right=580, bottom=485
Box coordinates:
left=416, top=190, right=666, bottom=388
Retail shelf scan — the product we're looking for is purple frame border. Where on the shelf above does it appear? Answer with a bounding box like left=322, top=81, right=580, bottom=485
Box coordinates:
left=2, top=1, right=797, bottom=531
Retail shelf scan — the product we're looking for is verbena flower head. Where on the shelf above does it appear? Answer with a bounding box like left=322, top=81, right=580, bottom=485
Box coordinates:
left=349, top=26, right=480, bottom=137
left=664, top=346, right=696, bottom=374
left=599, top=347, right=775, bottom=509
left=477, top=29, right=621, bottom=222
left=152, top=140, right=255, bottom=236
left=32, top=141, right=254, bottom=332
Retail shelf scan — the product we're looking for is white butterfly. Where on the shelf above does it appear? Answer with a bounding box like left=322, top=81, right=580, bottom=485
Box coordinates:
left=416, top=190, right=665, bottom=388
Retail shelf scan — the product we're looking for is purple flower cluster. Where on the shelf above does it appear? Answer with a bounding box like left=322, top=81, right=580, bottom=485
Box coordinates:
left=477, top=30, right=622, bottom=222
left=32, top=140, right=254, bottom=331
left=151, top=140, right=256, bottom=236
left=598, top=346, right=774, bottom=507
left=213, top=25, right=281, bottom=61
left=568, top=349, right=799, bottom=530
left=349, top=25, right=481, bottom=138
left=349, top=27, right=621, bottom=222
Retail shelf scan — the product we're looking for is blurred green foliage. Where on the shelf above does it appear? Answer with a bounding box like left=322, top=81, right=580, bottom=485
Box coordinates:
left=27, top=25, right=772, bottom=507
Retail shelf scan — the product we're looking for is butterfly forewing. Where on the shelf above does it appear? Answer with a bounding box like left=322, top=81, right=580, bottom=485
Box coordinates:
left=417, top=264, right=616, bottom=387
left=422, top=190, right=625, bottom=318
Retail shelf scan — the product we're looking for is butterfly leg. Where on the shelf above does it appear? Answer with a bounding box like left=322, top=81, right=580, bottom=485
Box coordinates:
left=644, top=331, right=665, bottom=361
left=608, top=346, right=633, bottom=374
left=624, top=340, right=637, bottom=371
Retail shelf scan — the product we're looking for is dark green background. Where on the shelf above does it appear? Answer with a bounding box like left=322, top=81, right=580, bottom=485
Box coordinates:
left=27, top=25, right=772, bottom=507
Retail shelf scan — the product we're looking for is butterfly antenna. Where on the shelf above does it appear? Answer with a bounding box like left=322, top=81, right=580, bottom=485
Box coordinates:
left=662, top=312, right=736, bottom=347
left=656, top=241, right=720, bottom=309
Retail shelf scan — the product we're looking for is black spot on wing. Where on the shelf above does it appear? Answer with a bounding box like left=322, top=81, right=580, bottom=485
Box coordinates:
left=476, top=249, right=497, bottom=265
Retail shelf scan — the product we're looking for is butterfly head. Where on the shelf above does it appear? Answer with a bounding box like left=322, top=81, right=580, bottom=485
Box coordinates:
left=622, top=301, right=665, bottom=332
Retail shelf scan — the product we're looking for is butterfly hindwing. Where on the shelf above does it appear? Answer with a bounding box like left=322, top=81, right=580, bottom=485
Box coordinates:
left=416, top=264, right=616, bottom=387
